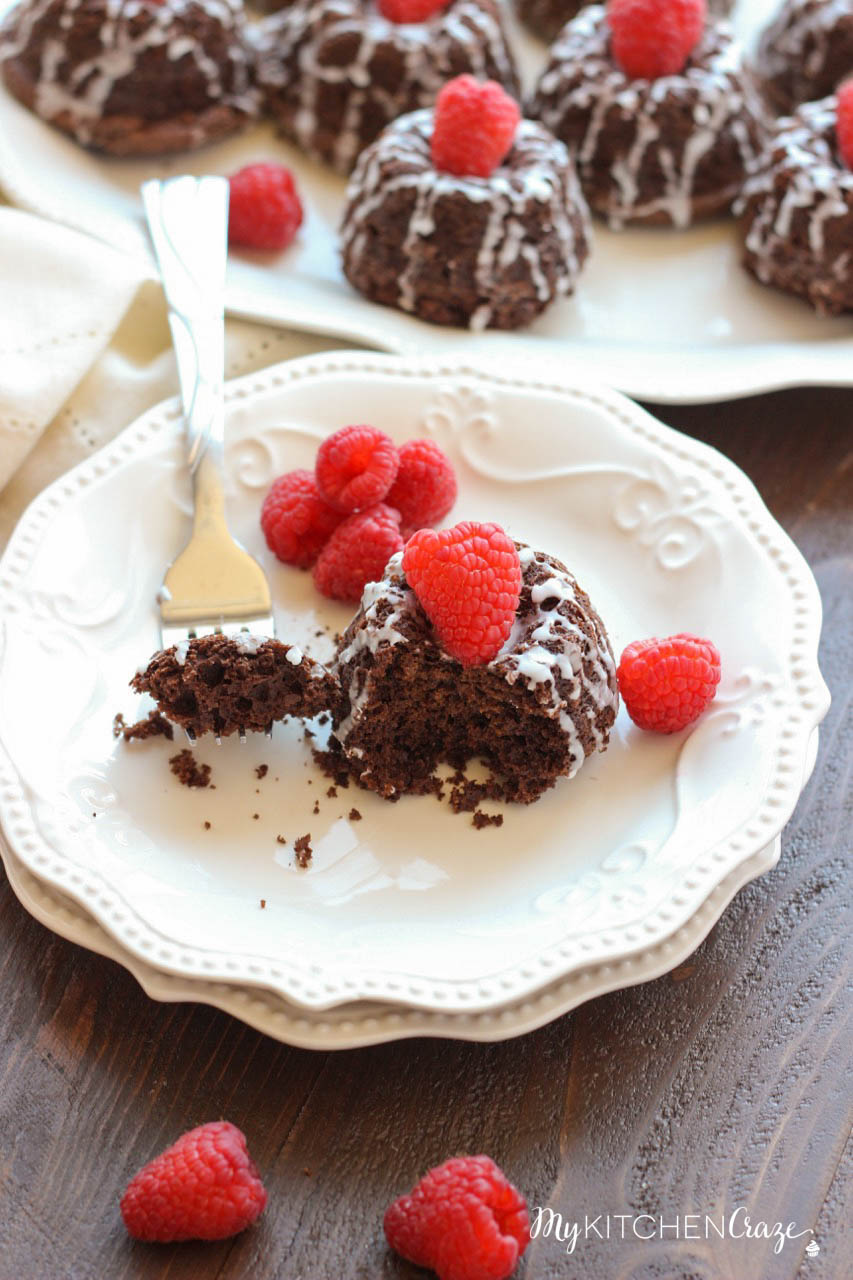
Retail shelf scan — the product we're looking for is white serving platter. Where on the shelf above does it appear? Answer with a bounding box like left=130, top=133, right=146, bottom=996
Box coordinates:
left=0, top=0, right=850, bottom=401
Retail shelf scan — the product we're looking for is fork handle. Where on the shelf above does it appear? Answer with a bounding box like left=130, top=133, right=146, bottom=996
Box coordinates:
left=141, top=177, right=229, bottom=531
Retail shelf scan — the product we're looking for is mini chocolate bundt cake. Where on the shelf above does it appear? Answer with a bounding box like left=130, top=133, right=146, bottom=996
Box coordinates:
left=756, top=0, right=853, bottom=116
left=340, top=108, right=590, bottom=329
left=529, top=4, right=767, bottom=227
left=253, top=0, right=520, bottom=173
left=739, top=95, right=853, bottom=315
left=0, top=0, right=257, bottom=155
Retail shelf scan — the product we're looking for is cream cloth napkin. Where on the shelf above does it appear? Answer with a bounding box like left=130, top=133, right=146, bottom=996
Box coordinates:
left=0, top=206, right=351, bottom=549
left=0, top=206, right=147, bottom=490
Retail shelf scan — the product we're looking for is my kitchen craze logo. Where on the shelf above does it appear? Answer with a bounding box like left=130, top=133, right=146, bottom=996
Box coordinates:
left=530, top=1207, right=817, bottom=1256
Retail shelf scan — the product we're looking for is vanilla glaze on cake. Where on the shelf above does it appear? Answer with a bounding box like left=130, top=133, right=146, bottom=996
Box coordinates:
left=329, top=543, right=619, bottom=803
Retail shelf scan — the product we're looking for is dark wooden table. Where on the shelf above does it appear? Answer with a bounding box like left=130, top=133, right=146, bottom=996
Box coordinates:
left=1, top=387, right=850, bottom=1280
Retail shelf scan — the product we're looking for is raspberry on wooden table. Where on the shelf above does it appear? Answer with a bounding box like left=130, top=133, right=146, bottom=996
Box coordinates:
left=606, top=0, right=707, bottom=79
left=837, top=80, right=853, bottom=169
left=617, top=632, right=721, bottom=733
left=313, top=503, right=404, bottom=601
left=431, top=75, right=521, bottom=178
left=386, top=438, right=457, bottom=534
left=315, top=424, right=400, bottom=513
left=260, top=469, right=343, bottom=568
left=120, top=1121, right=267, bottom=1242
left=384, top=1154, right=530, bottom=1280
left=379, top=0, right=447, bottom=21
left=228, top=163, right=303, bottom=252
left=402, top=521, right=522, bottom=666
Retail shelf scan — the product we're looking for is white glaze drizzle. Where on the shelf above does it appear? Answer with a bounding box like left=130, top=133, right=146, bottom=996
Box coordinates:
left=530, top=5, right=766, bottom=228
left=341, top=109, right=590, bottom=329
left=333, top=543, right=618, bottom=778
left=738, top=96, right=853, bottom=308
left=0, top=0, right=257, bottom=144
left=254, top=0, right=518, bottom=174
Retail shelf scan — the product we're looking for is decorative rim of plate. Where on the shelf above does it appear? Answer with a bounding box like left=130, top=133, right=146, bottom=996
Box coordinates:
left=1, top=830, right=782, bottom=1049
left=0, top=354, right=831, bottom=1010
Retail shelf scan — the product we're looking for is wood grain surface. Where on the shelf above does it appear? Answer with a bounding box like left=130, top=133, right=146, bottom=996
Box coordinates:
left=0, top=387, right=850, bottom=1280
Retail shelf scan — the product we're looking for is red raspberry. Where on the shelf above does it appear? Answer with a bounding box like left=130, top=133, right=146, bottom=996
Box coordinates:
left=402, top=522, right=521, bottom=666
left=120, top=1121, right=267, bottom=1242
left=313, top=503, right=403, bottom=601
left=315, top=424, right=399, bottom=513
left=384, top=1154, right=530, bottom=1280
left=386, top=438, right=458, bottom=535
left=837, top=80, right=853, bottom=169
left=261, top=469, right=343, bottom=568
left=379, top=0, right=447, bottom=21
left=431, top=76, right=521, bottom=178
left=228, top=163, right=303, bottom=252
left=606, top=0, right=706, bottom=79
left=617, top=632, right=721, bottom=733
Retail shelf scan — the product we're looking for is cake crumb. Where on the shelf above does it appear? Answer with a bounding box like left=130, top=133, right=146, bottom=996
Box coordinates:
left=312, top=799, right=320, bottom=815
left=169, top=749, right=211, bottom=789
left=294, top=834, right=312, bottom=868
left=116, top=709, right=174, bottom=742
left=326, top=785, right=337, bottom=799
left=255, top=764, right=268, bottom=779
left=317, top=713, right=329, bottom=726
left=473, top=810, right=504, bottom=830
left=253, top=813, right=260, bottom=820
left=311, top=744, right=351, bottom=789
left=203, top=821, right=211, bottom=830
left=276, top=834, right=286, bottom=845
left=449, top=777, right=502, bottom=814
left=260, top=899, right=266, bottom=909
left=348, top=808, right=362, bottom=821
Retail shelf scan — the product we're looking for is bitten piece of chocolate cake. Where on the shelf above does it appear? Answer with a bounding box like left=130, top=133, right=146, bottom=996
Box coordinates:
left=132, top=633, right=340, bottom=739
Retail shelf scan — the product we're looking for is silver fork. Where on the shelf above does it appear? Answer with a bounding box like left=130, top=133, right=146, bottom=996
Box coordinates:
left=142, top=175, right=276, bottom=742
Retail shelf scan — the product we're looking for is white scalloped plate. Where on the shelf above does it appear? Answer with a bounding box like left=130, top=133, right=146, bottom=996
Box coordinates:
left=0, top=0, right=851, bottom=403
left=0, top=354, right=829, bottom=1012
left=1, top=829, right=782, bottom=1047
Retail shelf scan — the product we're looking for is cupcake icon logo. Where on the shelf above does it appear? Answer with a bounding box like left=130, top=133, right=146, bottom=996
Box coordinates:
left=805, top=1240, right=820, bottom=1258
